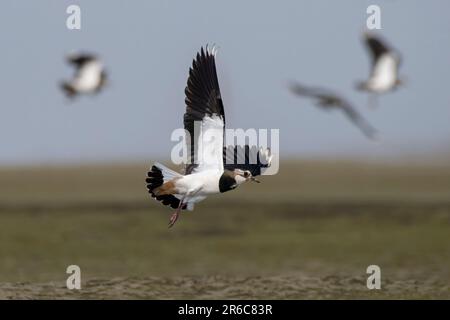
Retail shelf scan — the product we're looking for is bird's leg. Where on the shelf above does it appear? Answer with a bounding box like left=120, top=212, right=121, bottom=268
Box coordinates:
left=168, top=188, right=200, bottom=228
left=168, top=196, right=185, bottom=228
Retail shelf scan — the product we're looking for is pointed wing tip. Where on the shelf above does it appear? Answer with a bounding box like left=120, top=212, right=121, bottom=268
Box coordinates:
left=204, top=44, right=219, bottom=57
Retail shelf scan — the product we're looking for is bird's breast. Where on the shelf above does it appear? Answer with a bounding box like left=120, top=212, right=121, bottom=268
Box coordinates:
left=176, top=170, right=222, bottom=195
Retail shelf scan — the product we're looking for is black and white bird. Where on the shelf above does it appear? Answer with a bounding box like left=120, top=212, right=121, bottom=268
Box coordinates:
left=146, top=46, right=272, bottom=228
left=357, top=32, right=402, bottom=107
left=60, top=53, right=107, bottom=98
left=289, top=81, right=378, bottom=140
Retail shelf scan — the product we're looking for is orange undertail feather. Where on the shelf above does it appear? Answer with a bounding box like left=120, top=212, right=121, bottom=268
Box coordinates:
left=153, top=180, right=178, bottom=196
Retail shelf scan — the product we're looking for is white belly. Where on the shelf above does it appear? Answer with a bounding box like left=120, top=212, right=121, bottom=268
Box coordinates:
left=172, top=170, right=222, bottom=209
left=73, top=62, right=102, bottom=92
left=367, top=54, right=398, bottom=92
left=175, top=170, right=222, bottom=196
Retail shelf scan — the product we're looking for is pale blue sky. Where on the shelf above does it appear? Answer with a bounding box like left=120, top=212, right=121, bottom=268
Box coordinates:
left=0, top=0, right=449, bottom=165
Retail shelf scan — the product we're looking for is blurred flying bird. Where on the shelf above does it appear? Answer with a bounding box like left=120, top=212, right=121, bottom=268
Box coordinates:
left=60, top=52, right=107, bottom=98
left=357, top=32, right=403, bottom=108
left=146, top=46, right=272, bottom=228
left=289, top=81, right=378, bottom=140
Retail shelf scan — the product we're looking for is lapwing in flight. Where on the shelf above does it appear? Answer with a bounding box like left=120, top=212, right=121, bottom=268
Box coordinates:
left=146, top=46, right=272, bottom=228
left=61, top=52, right=107, bottom=98
left=357, top=32, right=403, bottom=107
left=289, top=81, right=378, bottom=140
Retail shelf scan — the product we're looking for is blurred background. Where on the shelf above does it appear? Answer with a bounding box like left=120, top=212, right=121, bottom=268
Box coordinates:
left=0, top=0, right=449, bottom=299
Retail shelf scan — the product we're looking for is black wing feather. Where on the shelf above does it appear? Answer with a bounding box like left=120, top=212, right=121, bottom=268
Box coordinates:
left=365, top=34, right=390, bottom=66
left=184, top=46, right=225, bottom=174
left=67, top=53, right=97, bottom=68
left=223, top=145, right=270, bottom=177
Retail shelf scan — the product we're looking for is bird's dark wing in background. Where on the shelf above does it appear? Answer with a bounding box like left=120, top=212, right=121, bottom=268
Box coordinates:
left=223, top=145, right=272, bottom=177
left=288, top=82, right=334, bottom=100
left=66, top=53, right=97, bottom=69
left=339, top=99, right=378, bottom=140
left=289, top=81, right=378, bottom=140
left=289, top=81, right=348, bottom=107
left=364, top=33, right=390, bottom=67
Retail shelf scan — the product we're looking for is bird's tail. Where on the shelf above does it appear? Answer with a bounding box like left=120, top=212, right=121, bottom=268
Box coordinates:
left=60, top=81, right=77, bottom=98
left=154, top=162, right=183, bottom=182
left=145, top=163, right=186, bottom=210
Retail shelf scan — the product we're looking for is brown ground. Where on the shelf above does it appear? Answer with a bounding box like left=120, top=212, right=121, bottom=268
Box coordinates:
left=0, top=160, right=449, bottom=299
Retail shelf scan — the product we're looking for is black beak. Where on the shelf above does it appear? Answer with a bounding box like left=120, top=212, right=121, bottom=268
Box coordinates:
left=250, top=176, right=260, bottom=183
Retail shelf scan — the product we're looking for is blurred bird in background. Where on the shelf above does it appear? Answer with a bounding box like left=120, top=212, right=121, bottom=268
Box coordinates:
left=356, top=32, right=403, bottom=108
left=289, top=81, right=378, bottom=140
left=60, top=52, right=107, bottom=99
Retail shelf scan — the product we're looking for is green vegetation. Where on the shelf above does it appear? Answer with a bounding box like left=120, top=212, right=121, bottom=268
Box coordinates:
left=0, top=161, right=449, bottom=299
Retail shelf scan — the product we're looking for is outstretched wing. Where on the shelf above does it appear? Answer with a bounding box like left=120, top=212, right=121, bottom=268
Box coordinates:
left=288, top=81, right=334, bottom=100
left=339, top=100, right=378, bottom=140
left=364, top=33, right=401, bottom=87
left=223, top=145, right=272, bottom=177
left=66, top=53, right=97, bottom=69
left=289, top=81, right=345, bottom=108
left=290, top=81, right=378, bottom=140
left=184, top=46, right=225, bottom=174
left=364, top=33, right=390, bottom=67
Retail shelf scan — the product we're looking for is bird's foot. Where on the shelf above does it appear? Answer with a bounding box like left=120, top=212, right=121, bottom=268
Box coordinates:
left=168, top=210, right=180, bottom=228
left=168, top=197, right=186, bottom=229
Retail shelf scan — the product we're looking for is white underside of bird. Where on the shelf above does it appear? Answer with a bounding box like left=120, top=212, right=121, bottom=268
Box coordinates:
left=71, top=61, right=103, bottom=93
left=157, top=165, right=223, bottom=209
left=365, top=54, right=398, bottom=93
left=154, top=115, right=239, bottom=209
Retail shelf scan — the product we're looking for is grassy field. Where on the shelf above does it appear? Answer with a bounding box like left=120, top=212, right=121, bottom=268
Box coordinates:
left=0, top=160, right=449, bottom=299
